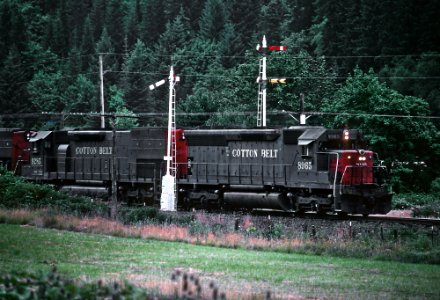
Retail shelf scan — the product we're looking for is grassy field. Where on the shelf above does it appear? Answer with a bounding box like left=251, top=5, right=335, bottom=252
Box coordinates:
left=1, top=224, right=439, bottom=299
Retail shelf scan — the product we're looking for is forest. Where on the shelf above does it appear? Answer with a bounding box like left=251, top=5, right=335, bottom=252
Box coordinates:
left=0, top=0, right=439, bottom=192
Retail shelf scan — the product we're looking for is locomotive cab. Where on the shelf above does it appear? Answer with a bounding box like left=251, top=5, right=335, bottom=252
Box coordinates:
left=11, top=130, right=32, bottom=175
left=21, top=131, right=53, bottom=178
left=322, top=130, right=392, bottom=215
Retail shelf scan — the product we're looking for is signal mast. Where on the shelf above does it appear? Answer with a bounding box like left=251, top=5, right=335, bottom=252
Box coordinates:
left=149, top=66, right=180, bottom=211
left=256, top=35, right=287, bottom=127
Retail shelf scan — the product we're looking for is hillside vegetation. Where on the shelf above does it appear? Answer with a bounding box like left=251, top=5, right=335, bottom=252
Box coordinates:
left=0, top=0, right=439, bottom=190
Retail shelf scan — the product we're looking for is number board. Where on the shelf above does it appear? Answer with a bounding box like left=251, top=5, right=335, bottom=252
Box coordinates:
left=297, top=160, right=313, bottom=171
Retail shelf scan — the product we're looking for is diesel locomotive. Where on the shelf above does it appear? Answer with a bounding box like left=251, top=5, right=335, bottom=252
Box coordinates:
left=0, top=125, right=392, bottom=216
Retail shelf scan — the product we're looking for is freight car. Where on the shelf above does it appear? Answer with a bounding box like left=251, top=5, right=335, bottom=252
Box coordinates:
left=6, top=125, right=392, bottom=216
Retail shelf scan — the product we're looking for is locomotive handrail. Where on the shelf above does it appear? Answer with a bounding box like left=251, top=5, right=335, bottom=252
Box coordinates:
left=179, top=160, right=328, bottom=189
left=339, top=165, right=380, bottom=194
left=317, top=151, right=339, bottom=198
left=13, top=159, right=25, bottom=175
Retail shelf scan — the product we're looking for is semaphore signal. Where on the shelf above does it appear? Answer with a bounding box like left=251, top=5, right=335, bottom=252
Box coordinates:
left=149, top=67, right=180, bottom=212
left=268, top=78, right=287, bottom=85
left=256, top=35, right=287, bottom=127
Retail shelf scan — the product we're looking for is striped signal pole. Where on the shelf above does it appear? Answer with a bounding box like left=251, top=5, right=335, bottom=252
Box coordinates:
left=256, top=35, right=287, bottom=127
left=149, top=66, right=180, bottom=211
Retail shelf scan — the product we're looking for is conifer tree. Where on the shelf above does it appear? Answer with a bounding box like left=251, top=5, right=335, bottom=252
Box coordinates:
left=198, top=0, right=229, bottom=41
left=126, top=0, right=142, bottom=50
left=106, top=0, right=127, bottom=55
left=230, top=0, right=261, bottom=50
left=0, top=46, right=29, bottom=113
left=121, top=39, right=155, bottom=112
left=80, top=15, right=95, bottom=71
left=140, top=0, right=165, bottom=45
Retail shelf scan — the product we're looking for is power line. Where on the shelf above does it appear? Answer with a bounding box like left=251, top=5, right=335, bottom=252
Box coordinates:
left=295, top=111, right=440, bottom=120
left=1, top=111, right=439, bottom=120
left=102, top=51, right=440, bottom=60
left=0, top=71, right=100, bottom=87
left=4, top=50, right=440, bottom=71
left=2, top=68, right=439, bottom=90
left=4, top=53, right=96, bottom=70
left=112, top=70, right=440, bottom=80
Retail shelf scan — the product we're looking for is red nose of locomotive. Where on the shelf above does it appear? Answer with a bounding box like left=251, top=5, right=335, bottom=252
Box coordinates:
left=331, top=150, right=374, bottom=185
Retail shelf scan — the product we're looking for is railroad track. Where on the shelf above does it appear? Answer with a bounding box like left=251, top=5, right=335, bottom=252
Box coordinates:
left=250, top=209, right=440, bottom=226
left=350, top=214, right=440, bottom=226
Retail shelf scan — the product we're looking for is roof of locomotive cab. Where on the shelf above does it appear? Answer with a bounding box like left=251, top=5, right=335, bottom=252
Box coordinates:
left=29, top=131, right=52, bottom=142
left=297, top=127, right=327, bottom=141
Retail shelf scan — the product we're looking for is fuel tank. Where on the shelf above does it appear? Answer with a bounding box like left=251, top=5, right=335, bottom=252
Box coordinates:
left=223, top=192, right=292, bottom=210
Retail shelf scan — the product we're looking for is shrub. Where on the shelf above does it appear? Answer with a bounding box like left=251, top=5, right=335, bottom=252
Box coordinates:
left=0, top=268, right=154, bottom=300
left=392, top=193, right=440, bottom=217
left=188, top=220, right=209, bottom=236
left=118, top=206, right=159, bottom=224
left=431, top=177, right=440, bottom=194
left=0, top=167, right=109, bottom=217
left=264, top=222, right=285, bottom=240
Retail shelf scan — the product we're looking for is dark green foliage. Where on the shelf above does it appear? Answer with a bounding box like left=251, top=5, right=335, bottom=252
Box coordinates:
left=140, top=0, right=165, bottom=45
left=118, top=206, right=160, bottom=224
left=198, top=0, right=229, bottom=42
left=106, top=0, right=126, bottom=55
left=0, top=166, right=109, bottom=217
left=264, top=222, right=285, bottom=240
left=125, top=0, right=142, bottom=49
left=322, top=68, right=437, bottom=191
left=0, top=269, right=155, bottom=299
left=392, top=193, right=440, bottom=218
left=0, top=0, right=439, bottom=190
left=431, top=177, right=440, bottom=194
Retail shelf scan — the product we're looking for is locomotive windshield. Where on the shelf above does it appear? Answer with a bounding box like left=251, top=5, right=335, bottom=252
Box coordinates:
left=319, top=129, right=367, bottom=151
left=319, top=139, right=367, bottom=151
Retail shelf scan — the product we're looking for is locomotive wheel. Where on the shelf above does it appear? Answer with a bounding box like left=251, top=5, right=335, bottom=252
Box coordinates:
left=294, top=209, right=305, bottom=217
left=182, top=196, right=191, bottom=211
left=337, top=211, right=348, bottom=218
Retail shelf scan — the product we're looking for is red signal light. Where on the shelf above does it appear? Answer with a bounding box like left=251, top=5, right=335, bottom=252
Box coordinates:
left=268, top=45, right=287, bottom=51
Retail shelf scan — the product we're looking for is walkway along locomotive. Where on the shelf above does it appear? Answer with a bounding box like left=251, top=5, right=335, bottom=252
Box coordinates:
left=2, top=125, right=392, bottom=216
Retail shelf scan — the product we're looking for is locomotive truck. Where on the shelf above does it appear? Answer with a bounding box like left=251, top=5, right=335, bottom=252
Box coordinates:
left=1, top=125, right=392, bottom=216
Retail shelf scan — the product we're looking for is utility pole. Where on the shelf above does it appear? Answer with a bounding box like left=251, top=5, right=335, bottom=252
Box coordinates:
left=110, top=116, right=117, bottom=218
left=300, top=93, right=306, bottom=125
left=282, top=93, right=311, bottom=125
left=256, top=36, right=287, bottom=127
left=99, top=54, right=105, bottom=129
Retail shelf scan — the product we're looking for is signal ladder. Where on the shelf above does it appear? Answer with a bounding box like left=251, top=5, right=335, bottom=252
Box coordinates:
left=170, top=87, right=177, bottom=211
left=257, top=59, right=264, bottom=127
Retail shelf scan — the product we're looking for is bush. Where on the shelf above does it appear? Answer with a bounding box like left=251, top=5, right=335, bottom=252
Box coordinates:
left=118, top=206, right=159, bottom=224
left=0, top=268, right=155, bottom=300
left=188, top=220, right=209, bottom=236
left=431, top=177, right=440, bottom=194
left=264, top=222, right=285, bottom=240
left=0, top=167, right=109, bottom=217
left=393, top=193, right=440, bottom=212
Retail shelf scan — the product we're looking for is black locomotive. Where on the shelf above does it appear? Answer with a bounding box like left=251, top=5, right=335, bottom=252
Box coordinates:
left=1, top=125, right=392, bottom=216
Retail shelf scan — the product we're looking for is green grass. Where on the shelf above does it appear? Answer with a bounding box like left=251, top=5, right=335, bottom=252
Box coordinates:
left=1, top=224, right=439, bottom=299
